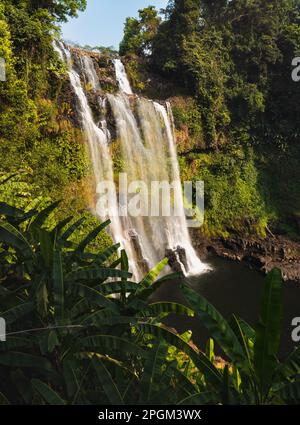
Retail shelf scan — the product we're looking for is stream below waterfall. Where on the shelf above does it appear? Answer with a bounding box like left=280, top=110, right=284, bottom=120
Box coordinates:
left=152, top=256, right=300, bottom=358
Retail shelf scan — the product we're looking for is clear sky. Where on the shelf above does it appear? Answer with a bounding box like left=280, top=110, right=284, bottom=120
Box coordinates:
left=62, top=0, right=168, bottom=49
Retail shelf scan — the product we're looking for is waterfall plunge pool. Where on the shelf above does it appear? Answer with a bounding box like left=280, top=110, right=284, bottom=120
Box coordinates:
left=152, top=256, right=300, bottom=358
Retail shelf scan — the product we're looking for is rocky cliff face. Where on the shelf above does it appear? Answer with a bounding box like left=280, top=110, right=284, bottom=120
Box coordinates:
left=191, top=230, right=300, bottom=283
left=60, top=47, right=300, bottom=283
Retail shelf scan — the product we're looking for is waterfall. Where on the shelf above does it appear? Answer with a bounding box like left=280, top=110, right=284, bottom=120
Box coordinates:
left=153, top=101, right=206, bottom=275
left=54, top=41, right=208, bottom=280
left=113, top=59, right=133, bottom=95
left=80, top=55, right=100, bottom=90
left=54, top=42, right=140, bottom=279
left=108, top=94, right=207, bottom=276
left=53, top=41, right=71, bottom=65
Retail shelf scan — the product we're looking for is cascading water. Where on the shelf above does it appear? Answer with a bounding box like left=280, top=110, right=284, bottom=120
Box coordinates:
left=108, top=94, right=207, bottom=276
left=153, top=101, right=205, bottom=275
left=80, top=55, right=100, bottom=90
left=54, top=41, right=208, bottom=280
left=54, top=41, right=140, bottom=279
left=113, top=59, right=133, bottom=95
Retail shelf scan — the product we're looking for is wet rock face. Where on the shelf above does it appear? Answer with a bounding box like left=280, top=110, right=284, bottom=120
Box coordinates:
left=190, top=229, right=300, bottom=283
left=165, top=246, right=188, bottom=274
left=70, top=47, right=119, bottom=95
left=128, top=229, right=150, bottom=275
left=58, top=78, right=82, bottom=128
left=62, top=47, right=120, bottom=139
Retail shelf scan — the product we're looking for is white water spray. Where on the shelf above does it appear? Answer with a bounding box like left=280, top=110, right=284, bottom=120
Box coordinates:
left=55, top=41, right=208, bottom=279
left=113, top=59, right=133, bottom=95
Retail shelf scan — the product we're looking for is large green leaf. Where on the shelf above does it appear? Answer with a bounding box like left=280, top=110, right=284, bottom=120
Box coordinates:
left=181, top=285, right=247, bottom=368
left=142, top=302, right=194, bottom=319
left=277, top=346, right=300, bottom=379
left=0, top=222, right=33, bottom=260
left=57, top=217, right=85, bottom=246
left=62, top=360, right=80, bottom=400
left=230, top=315, right=254, bottom=369
left=74, top=219, right=111, bottom=255
left=39, top=229, right=54, bottom=267
left=98, top=281, right=138, bottom=296
left=80, top=243, right=121, bottom=265
left=280, top=380, right=300, bottom=405
left=79, top=335, right=147, bottom=359
left=0, top=352, right=59, bottom=377
left=0, top=392, right=10, bottom=405
left=222, top=364, right=230, bottom=405
left=10, top=369, right=33, bottom=404
left=70, top=283, right=118, bottom=312
left=137, top=258, right=169, bottom=290
left=133, top=271, right=182, bottom=301
left=0, top=337, right=32, bottom=352
left=92, top=358, right=124, bottom=405
left=52, top=216, right=73, bottom=235
left=121, top=249, right=129, bottom=273
left=137, top=323, right=222, bottom=387
left=254, top=268, right=283, bottom=400
left=15, top=209, right=38, bottom=225
left=78, top=309, right=136, bottom=327
left=70, top=298, right=90, bottom=319
left=231, top=316, right=255, bottom=343
left=29, top=201, right=60, bottom=230
left=31, top=379, right=66, bottom=405
left=66, top=266, right=132, bottom=282
left=0, top=203, right=24, bottom=218
left=0, top=203, right=37, bottom=226
left=109, top=257, right=122, bottom=269
left=29, top=271, right=46, bottom=299
left=120, top=249, right=129, bottom=302
left=206, top=338, right=215, bottom=363
left=177, top=391, right=218, bottom=405
left=1, top=302, right=35, bottom=325
left=139, top=341, right=168, bottom=403
left=53, top=249, right=64, bottom=320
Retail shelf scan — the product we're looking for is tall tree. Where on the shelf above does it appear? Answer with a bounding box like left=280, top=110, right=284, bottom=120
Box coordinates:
left=150, top=0, right=300, bottom=146
left=29, top=0, right=87, bottom=22
left=152, top=0, right=201, bottom=73
left=119, top=6, right=161, bottom=56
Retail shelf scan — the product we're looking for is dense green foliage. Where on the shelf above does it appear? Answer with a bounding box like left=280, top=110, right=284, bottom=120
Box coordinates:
left=119, top=6, right=161, bottom=56
left=178, top=146, right=270, bottom=237
left=150, top=0, right=300, bottom=146
left=121, top=0, right=300, bottom=238
left=0, top=201, right=299, bottom=405
left=29, top=0, right=87, bottom=22
left=0, top=0, right=105, bottom=245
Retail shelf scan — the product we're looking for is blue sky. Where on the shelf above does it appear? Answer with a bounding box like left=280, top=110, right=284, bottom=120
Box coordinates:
left=62, top=0, right=168, bottom=49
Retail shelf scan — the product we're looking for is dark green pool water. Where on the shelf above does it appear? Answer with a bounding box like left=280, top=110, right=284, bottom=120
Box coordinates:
left=152, top=257, right=300, bottom=357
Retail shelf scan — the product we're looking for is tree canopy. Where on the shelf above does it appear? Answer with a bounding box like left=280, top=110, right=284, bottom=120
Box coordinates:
left=120, top=0, right=300, bottom=147
left=119, top=6, right=161, bottom=56
left=26, top=0, right=87, bottom=22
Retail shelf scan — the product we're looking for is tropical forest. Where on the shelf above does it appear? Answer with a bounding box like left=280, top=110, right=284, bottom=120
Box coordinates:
left=0, top=0, right=300, bottom=408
